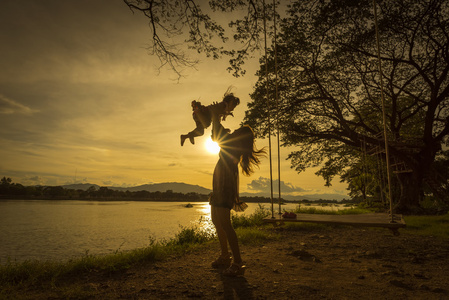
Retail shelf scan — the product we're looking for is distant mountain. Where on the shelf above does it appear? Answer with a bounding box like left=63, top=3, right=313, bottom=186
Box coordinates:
left=61, top=182, right=347, bottom=201
left=111, top=182, right=212, bottom=194
left=62, top=183, right=101, bottom=190
left=62, top=182, right=211, bottom=195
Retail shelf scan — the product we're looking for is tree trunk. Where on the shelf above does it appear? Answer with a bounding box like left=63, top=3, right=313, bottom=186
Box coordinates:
left=394, top=172, right=423, bottom=214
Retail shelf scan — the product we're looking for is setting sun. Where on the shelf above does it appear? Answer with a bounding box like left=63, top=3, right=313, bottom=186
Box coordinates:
left=205, top=137, right=220, bottom=154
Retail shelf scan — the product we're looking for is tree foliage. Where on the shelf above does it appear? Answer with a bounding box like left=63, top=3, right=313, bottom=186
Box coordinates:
left=244, top=0, right=449, bottom=212
left=123, top=0, right=276, bottom=78
left=0, top=178, right=210, bottom=201
left=124, top=0, right=449, bottom=212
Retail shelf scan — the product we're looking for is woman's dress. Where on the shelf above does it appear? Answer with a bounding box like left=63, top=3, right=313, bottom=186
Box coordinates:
left=209, top=123, right=248, bottom=212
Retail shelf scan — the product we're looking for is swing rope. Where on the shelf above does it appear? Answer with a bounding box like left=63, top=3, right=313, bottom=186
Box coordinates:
left=372, top=0, right=395, bottom=223
left=263, top=0, right=282, bottom=218
left=273, top=0, right=282, bottom=216
left=263, top=1, right=394, bottom=220
left=262, top=0, right=275, bottom=219
left=377, top=151, right=386, bottom=206
left=262, top=0, right=406, bottom=235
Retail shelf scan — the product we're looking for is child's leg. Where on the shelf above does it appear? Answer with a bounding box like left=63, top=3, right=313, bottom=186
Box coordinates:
left=186, top=126, right=204, bottom=145
left=180, top=123, right=204, bottom=146
left=181, top=108, right=208, bottom=146
left=189, top=125, right=204, bottom=138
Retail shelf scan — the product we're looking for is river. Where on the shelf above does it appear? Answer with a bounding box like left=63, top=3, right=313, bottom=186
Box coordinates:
left=0, top=200, right=343, bottom=263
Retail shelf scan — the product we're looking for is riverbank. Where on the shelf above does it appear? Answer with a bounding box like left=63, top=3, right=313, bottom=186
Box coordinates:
left=2, top=221, right=449, bottom=300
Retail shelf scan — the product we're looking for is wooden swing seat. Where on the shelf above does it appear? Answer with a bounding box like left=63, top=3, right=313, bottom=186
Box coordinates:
left=263, top=213, right=406, bottom=236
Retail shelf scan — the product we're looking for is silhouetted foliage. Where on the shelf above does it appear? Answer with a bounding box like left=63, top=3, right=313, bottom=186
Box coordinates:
left=123, top=0, right=276, bottom=78
left=0, top=178, right=209, bottom=201
left=244, top=0, right=449, bottom=213
left=124, top=0, right=449, bottom=213
left=1, top=178, right=352, bottom=204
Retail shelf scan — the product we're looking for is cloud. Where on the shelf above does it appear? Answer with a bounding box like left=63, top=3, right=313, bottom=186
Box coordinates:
left=197, top=170, right=213, bottom=176
left=0, top=94, right=38, bottom=115
left=24, top=175, right=44, bottom=185
left=246, top=177, right=307, bottom=194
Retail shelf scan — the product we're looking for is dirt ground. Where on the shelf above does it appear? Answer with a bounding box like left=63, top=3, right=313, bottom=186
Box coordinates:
left=16, top=225, right=449, bottom=299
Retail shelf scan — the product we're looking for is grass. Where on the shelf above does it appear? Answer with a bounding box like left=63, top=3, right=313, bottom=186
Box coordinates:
left=0, top=228, right=206, bottom=291
left=237, top=227, right=279, bottom=245
left=231, top=204, right=271, bottom=228
left=293, top=206, right=373, bottom=215
left=403, top=213, right=449, bottom=239
left=0, top=206, right=275, bottom=291
left=1, top=205, right=448, bottom=295
left=0, top=238, right=172, bottom=288
left=283, top=204, right=449, bottom=239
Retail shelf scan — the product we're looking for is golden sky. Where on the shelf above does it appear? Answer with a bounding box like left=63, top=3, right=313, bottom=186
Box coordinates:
left=0, top=0, right=349, bottom=199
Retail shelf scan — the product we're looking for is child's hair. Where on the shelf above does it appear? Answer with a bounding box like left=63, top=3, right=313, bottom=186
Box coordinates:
left=231, top=125, right=266, bottom=176
left=191, top=100, right=202, bottom=108
left=223, top=87, right=240, bottom=106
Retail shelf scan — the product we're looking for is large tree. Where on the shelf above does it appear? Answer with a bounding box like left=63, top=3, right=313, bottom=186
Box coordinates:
left=244, top=0, right=449, bottom=213
left=124, top=0, right=449, bottom=213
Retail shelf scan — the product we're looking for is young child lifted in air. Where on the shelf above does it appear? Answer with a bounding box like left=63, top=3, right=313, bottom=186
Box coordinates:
left=181, top=91, right=240, bottom=146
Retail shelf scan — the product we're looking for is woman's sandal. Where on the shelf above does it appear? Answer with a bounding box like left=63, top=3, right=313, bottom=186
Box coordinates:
left=223, top=262, right=246, bottom=276
left=211, top=254, right=232, bottom=268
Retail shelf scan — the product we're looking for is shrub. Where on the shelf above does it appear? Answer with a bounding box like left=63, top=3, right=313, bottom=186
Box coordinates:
left=169, top=225, right=215, bottom=245
left=231, top=204, right=270, bottom=228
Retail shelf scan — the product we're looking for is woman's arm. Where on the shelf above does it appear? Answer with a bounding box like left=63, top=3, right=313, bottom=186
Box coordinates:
left=211, top=108, right=227, bottom=142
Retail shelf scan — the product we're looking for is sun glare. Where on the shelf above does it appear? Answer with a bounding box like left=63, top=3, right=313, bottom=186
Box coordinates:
left=205, top=137, right=220, bottom=154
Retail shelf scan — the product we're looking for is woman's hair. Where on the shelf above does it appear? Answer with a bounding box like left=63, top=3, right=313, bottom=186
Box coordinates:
left=231, top=125, right=266, bottom=176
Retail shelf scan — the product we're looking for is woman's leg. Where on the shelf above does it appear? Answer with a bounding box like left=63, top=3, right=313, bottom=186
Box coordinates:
left=213, top=206, right=242, bottom=264
left=211, top=205, right=229, bottom=257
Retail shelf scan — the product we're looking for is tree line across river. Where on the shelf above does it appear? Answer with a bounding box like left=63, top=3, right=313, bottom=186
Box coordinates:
left=0, top=177, right=356, bottom=204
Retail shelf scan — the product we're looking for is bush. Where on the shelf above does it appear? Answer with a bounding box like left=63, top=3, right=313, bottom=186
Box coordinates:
left=169, top=226, right=215, bottom=245
left=231, top=204, right=270, bottom=228
left=294, top=206, right=372, bottom=215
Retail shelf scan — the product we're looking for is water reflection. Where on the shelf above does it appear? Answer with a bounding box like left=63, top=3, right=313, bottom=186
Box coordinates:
left=0, top=200, right=348, bottom=262
left=197, top=202, right=211, bottom=215
left=191, top=203, right=214, bottom=234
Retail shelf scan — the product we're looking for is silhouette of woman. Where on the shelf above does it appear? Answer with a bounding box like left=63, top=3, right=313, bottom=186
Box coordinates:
left=209, top=107, right=266, bottom=276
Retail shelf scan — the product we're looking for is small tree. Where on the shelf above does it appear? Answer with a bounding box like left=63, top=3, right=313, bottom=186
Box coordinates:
left=1, top=177, right=12, bottom=186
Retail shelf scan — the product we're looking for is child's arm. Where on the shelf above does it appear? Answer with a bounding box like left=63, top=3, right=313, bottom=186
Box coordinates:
left=221, top=111, right=234, bottom=121
left=208, top=101, right=227, bottom=115
left=209, top=101, right=236, bottom=121
left=210, top=108, right=225, bottom=142
left=221, top=99, right=238, bottom=121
